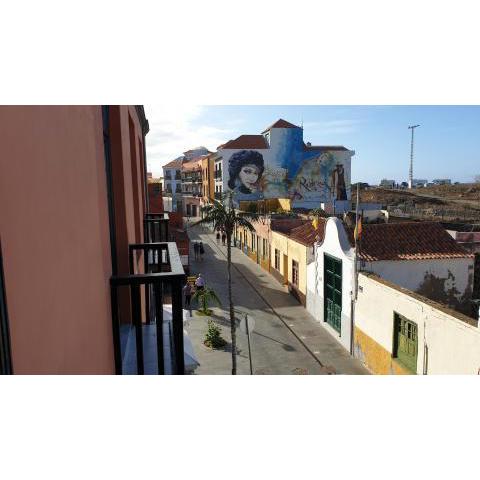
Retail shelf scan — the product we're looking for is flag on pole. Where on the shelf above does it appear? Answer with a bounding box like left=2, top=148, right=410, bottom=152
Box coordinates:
left=354, top=215, right=363, bottom=241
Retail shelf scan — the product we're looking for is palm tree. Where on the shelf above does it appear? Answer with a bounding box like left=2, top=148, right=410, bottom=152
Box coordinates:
left=193, top=192, right=254, bottom=374
left=192, top=286, right=221, bottom=315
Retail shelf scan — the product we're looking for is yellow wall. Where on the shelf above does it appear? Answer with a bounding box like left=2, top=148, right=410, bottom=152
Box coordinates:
left=354, top=327, right=412, bottom=375
left=271, top=231, right=289, bottom=276
left=270, top=231, right=308, bottom=295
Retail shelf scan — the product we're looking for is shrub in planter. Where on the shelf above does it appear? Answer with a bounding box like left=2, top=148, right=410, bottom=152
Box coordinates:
left=204, top=320, right=227, bottom=349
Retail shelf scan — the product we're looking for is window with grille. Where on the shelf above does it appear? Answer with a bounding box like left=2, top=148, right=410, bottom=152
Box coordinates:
left=393, top=313, right=418, bottom=373
left=292, top=260, right=299, bottom=286
left=274, top=249, right=280, bottom=270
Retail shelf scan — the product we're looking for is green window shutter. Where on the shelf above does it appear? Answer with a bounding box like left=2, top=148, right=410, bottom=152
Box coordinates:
left=394, top=313, right=418, bottom=373
left=324, top=254, right=342, bottom=333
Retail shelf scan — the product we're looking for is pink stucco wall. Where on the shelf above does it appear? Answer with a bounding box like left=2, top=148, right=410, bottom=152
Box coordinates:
left=0, top=106, right=115, bottom=373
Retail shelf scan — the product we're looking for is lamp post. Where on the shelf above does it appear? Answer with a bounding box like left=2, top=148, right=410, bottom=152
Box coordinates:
left=408, top=124, right=420, bottom=189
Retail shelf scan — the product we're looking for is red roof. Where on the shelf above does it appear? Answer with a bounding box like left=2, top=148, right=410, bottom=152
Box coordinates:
left=163, top=158, right=182, bottom=169
left=261, top=118, right=300, bottom=133
left=271, top=219, right=309, bottom=235
left=347, top=222, right=473, bottom=261
left=288, top=219, right=327, bottom=247
left=220, top=135, right=269, bottom=150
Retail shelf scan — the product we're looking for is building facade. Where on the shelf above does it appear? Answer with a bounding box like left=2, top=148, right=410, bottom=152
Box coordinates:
left=182, top=157, right=203, bottom=217
left=216, top=119, right=355, bottom=211
left=354, top=272, right=480, bottom=375
left=0, top=105, right=186, bottom=375
left=202, top=153, right=215, bottom=203
left=306, top=218, right=476, bottom=353
left=162, top=158, right=183, bottom=212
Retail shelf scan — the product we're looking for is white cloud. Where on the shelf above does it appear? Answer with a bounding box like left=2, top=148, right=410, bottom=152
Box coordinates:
left=144, top=105, right=235, bottom=176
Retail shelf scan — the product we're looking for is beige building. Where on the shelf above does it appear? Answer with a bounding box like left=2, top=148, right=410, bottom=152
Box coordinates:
left=270, top=220, right=326, bottom=305
left=234, top=216, right=307, bottom=275
left=355, top=272, right=480, bottom=375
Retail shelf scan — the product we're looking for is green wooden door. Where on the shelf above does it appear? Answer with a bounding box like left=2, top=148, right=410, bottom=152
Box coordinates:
left=324, top=254, right=342, bottom=333
left=394, top=314, right=418, bottom=373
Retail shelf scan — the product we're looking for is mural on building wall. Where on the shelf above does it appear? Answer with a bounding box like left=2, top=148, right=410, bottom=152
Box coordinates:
left=225, top=126, right=352, bottom=207
left=227, top=150, right=265, bottom=202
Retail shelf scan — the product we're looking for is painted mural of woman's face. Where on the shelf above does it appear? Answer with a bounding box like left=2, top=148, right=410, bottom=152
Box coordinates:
left=239, top=164, right=260, bottom=191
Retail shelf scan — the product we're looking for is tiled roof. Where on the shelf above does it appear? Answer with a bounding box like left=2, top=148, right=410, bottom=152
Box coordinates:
left=261, top=118, right=300, bottom=133
left=220, top=135, right=269, bottom=149
left=163, top=158, right=182, bottom=169
left=271, top=218, right=309, bottom=234
left=182, top=159, right=202, bottom=171
left=346, top=222, right=473, bottom=261
left=288, top=219, right=327, bottom=247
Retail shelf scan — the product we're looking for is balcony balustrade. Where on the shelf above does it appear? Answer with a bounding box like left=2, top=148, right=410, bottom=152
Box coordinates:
left=109, top=214, right=186, bottom=375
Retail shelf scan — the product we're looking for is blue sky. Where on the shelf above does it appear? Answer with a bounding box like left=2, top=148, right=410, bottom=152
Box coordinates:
left=146, top=105, right=479, bottom=184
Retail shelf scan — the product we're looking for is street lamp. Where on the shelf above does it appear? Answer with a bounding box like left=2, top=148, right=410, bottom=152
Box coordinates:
left=408, top=124, right=420, bottom=189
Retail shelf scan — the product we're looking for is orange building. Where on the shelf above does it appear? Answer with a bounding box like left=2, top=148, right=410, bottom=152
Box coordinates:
left=0, top=106, right=186, bottom=374
left=202, top=153, right=215, bottom=204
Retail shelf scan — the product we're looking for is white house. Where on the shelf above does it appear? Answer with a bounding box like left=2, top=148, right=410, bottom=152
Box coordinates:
left=306, top=218, right=476, bottom=354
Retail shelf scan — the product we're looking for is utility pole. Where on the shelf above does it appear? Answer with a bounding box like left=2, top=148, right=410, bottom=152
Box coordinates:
left=408, top=124, right=420, bottom=189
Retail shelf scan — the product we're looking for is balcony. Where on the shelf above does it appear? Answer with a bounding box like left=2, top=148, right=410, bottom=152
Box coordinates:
left=182, top=175, right=202, bottom=183
left=144, top=213, right=169, bottom=243
left=109, top=214, right=189, bottom=375
left=214, top=171, right=222, bottom=180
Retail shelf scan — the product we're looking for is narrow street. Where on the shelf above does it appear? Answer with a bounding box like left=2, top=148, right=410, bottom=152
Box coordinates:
left=185, top=224, right=369, bottom=375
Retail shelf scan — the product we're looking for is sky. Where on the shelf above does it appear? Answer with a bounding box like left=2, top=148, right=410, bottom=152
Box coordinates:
left=145, top=105, right=480, bottom=184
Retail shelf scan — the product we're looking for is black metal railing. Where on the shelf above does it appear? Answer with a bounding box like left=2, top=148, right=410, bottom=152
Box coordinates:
left=110, top=242, right=186, bottom=375
left=144, top=213, right=169, bottom=243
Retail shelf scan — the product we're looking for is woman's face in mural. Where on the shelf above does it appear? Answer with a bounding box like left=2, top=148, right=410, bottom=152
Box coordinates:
left=239, top=164, right=260, bottom=191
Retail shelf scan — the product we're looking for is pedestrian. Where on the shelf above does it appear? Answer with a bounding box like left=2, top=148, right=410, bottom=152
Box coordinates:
left=221, top=232, right=226, bottom=245
left=199, top=241, right=205, bottom=261
left=182, top=281, right=192, bottom=309
left=193, top=241, right=199, bottom=260
left=195, top=273, right=205, bottom=291
left=216, top=230, right=221, bottom=243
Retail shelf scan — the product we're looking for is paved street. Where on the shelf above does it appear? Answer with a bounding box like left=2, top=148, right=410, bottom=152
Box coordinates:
left=185, top=224, right=369, bottom=375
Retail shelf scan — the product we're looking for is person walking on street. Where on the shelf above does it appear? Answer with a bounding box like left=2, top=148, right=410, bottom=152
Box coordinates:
left=193, top=241, right=199, bottom=260
left=221, top=232, right=226, bottom=245
left=199, top=241, right=205, bottom=261
left=195, top=273, right=205, bottom=291
left=216, top=230, right=221, bottom=243
left=183, top=281, right=192, bottom=309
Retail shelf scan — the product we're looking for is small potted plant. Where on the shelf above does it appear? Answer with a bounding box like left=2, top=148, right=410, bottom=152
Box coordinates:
left=193, top=286, right=221, bottom=316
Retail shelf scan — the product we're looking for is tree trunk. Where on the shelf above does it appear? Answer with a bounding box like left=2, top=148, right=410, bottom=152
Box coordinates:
left=227, top=232, right=236, bottom=374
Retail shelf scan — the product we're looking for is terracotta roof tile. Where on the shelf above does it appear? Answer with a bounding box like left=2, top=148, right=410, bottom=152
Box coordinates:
left=182, top=158, right=203, bottom=171
left=220, top=135, right=269, bottom=150
left=346, top=222, right=473, bottom=261
left=288, top=218, right=327, bottom=247
left=163, top=158, right=182, bottom=169
left=271, top=219, right=309, bottom=234
left=261, top=118, right=300, bottom=133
